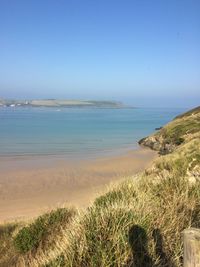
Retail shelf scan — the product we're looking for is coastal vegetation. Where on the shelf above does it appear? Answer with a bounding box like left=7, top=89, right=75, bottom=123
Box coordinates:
left=13, top=208, right=76, bottom=254
left=0, top=106, right=199, bottom=267
left=139, top=106, right=200, bottom=154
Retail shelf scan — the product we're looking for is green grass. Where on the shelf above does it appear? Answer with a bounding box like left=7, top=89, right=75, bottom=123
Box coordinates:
left=160, top=118, right=200, bottom=146
left=93, top=181, right=137, bottom=209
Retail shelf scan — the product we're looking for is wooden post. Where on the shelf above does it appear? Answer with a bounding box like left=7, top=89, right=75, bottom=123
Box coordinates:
left=183, top=228, right=200, bottom=267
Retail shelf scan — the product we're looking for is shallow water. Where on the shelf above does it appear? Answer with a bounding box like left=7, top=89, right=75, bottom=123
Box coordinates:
left=0, top=107, right=186, bottom=158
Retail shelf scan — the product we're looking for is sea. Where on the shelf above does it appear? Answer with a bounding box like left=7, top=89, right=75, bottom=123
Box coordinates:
left=0, top=106, right=187, bottom=159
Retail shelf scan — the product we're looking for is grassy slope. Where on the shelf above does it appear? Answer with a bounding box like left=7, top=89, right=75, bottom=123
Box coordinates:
left=0, top=107, right=199, bottom=267
left=139, top=106, right=200, bottom=154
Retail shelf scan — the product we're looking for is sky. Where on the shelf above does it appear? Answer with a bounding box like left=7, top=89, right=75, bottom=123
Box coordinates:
left=0, top=0, right=200, bottom=107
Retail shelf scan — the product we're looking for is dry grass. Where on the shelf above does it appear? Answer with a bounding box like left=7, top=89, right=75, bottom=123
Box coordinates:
left=145, top=135, right=200, bottom=181
left=0, top=222, right=22, bottom=267
left=1, top=170, right=200, bottom=267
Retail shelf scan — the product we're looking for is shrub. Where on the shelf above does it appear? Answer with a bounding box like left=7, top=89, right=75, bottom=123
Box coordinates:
left=13, top=207, right=76, bottom=253
left=174, top=137, right=184, bottom=145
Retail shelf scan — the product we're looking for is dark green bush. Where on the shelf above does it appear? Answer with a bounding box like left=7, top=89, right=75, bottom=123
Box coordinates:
left=13, top=208, right=76, bottom=253
left=174, top=137, right=184, bottom=145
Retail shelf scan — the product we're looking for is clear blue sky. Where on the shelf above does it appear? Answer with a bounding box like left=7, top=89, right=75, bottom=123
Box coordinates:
left=0, top=0, right=199, bottom=107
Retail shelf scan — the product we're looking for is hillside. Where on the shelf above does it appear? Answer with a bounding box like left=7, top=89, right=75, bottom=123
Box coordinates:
left=139, top=106, right=200, bottom=154
left=0, top=107, right=199, bottom=267
left=0, top=99, right=125, bottom=108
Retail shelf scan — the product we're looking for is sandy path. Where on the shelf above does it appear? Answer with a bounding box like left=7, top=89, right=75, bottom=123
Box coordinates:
left=0, top=148, right=157, bottom=222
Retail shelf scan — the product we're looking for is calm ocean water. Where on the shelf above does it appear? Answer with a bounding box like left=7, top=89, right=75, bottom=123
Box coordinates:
left=0, top=107, right=187, bottom=158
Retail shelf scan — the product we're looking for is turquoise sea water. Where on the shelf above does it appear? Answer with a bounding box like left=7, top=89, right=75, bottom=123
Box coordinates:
left=0, top=107, right=187, bottom=158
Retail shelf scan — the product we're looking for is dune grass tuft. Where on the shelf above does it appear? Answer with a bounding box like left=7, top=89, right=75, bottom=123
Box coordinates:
left=0, top=222, right=21, bottom=267
left=14, top=207, right=76, bottom=254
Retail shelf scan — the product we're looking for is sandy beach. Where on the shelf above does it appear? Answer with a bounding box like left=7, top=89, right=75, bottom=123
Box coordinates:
left=0, top=147, right=157, bottom=222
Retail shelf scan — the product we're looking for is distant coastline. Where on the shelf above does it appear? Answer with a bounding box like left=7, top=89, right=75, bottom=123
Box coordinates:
left=0, top=99, right=130, bottom=108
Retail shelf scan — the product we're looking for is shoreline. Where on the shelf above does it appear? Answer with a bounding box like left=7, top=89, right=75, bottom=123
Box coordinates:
left=0, top=144, right=141, bottom=173
left=0, top=147, right=157, bottom=223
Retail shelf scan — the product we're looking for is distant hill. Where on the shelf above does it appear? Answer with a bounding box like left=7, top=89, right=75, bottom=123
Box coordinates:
left=0, top=99, right=126, bottom=108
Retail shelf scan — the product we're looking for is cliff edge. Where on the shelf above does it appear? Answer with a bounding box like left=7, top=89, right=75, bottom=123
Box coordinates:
left=139, top=106, right=200, bottom=154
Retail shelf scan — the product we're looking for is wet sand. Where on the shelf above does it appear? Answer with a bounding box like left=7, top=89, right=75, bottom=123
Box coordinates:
left=0, top=148, right=157, bottom=222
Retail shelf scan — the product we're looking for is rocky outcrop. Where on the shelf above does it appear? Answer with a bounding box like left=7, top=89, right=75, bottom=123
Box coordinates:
left=139, top=106, right=200, bottom=155
left=138, top=135, right=176, bottom=154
